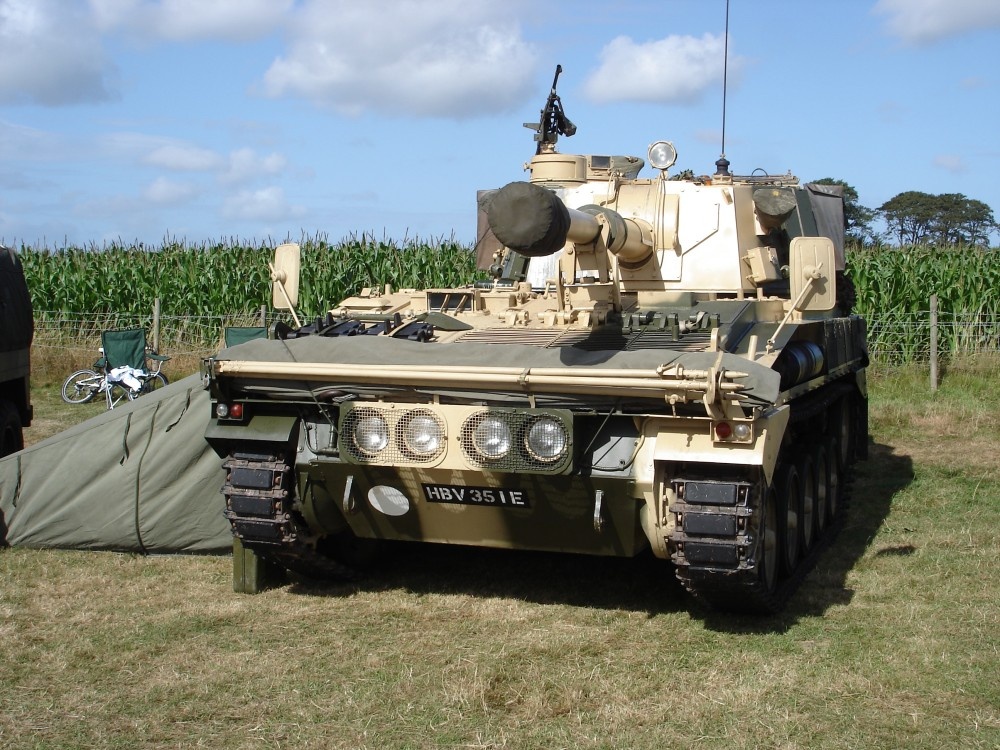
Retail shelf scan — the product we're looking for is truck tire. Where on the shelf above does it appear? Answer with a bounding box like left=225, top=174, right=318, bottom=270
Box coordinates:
left=0, top=401, right=23, bottom=458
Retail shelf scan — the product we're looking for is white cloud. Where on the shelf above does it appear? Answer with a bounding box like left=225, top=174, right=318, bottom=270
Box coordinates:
left=261, top=0, right=537, bottom=118
left=960, top=77, right=989, bottom=90
left=933, top=154, right=967, bottom=173
left=583, top=33, right=739, bottom=105
left=876, top=100, right=908, bottom=124
left=143, top=176, right=199, bottom=204
left=222, top=186, right=305, bottom=222
left=89, top=0, right=294, bottom=41
left=0, top=0, right=116, bottom=105
left=144, top=143, right=225, bottom=171
left=874, top=0, right=1000, bottom=45
left=0, top=119, right=64, bottom=159
left=104, top=135, right=285, bottom=181
left=221, top=148, right=287, bottom=184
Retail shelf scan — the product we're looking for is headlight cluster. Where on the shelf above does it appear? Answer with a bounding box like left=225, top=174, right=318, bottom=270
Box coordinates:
left=460, top=411, right=570, bottom=470
left=340, top=404, right=572, bottom=472
left=344, top=407, right=446, bottom=463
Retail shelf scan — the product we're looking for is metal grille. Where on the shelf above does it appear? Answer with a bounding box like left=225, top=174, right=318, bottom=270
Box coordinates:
left=455, top=328, right=565, bottom=346
left=341, top=406, right=446, bottom=464
left=459, top=410, right=570, bottom=471
left=453, top=326, right=712, bottom=352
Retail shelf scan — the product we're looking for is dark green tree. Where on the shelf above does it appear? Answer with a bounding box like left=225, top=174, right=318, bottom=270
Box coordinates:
left=930, top=193, right=995, bottom=246
left=879, top=191, right=996, bottom=247
left=878, top=191, right=938, bottom=245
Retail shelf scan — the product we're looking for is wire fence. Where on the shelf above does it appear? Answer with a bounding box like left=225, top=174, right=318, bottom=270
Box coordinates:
left=33, top=309, right=273, bottom=360
left=32, top=306, right=1000, bottom=368
left=866, top=310, right=1000, bottom=365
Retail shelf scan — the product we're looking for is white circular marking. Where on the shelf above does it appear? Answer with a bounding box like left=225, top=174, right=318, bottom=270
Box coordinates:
left=368, top=485, right=411, bottom=516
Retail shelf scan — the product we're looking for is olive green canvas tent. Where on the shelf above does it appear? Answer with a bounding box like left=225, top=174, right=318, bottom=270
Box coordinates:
left=0, top=374, right=230, bottom=553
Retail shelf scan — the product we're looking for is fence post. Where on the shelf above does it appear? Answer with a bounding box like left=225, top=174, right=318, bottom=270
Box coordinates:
left=929, top=294, right=938, bottom=392
left=152, top=297, right=161, bottom=353
left=260, top=304, right=267, bottom=328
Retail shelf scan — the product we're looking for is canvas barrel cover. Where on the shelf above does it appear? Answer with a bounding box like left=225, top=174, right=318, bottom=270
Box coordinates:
left=0, top=374, right=231, bottom=553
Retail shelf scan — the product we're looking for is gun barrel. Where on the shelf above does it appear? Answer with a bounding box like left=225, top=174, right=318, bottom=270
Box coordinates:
left=486, top=181, right=599, bottom=257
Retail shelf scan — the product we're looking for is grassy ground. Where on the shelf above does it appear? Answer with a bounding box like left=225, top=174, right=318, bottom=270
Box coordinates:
left=1, top=359, right=998, bottom=749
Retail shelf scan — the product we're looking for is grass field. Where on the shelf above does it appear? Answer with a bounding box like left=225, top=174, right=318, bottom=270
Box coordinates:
left=2, top=361, right=998, bottom=749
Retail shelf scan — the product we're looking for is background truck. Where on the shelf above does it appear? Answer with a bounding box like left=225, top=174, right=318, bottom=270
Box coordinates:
left=0, top=245, right=33, bottom=458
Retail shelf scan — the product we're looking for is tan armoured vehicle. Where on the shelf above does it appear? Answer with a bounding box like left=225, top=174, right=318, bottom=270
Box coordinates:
left=205, top=68, right=868, bottom=613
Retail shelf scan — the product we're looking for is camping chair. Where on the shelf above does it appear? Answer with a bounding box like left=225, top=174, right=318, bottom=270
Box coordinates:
left=99, top=329, right=170, bottom=408
left=223, top=326, right=268, bottom=347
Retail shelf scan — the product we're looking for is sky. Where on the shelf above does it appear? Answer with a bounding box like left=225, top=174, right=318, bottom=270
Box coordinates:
left=1, top=0, right=999, bottom=249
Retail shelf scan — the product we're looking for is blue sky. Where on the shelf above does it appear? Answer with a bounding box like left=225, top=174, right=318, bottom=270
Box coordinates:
left=1, top=0, right=999, bottom=249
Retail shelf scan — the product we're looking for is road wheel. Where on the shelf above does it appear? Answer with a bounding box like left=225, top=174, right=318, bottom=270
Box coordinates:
left=61, top=369, right=100, bottom=404
left=825, top=436, right=842, bottom=525
left=832, top=393, right=855, bottom=471
left=812, top=442, right=830, bottom=537
left=776, top=462, right=801, bottom=575
left=758, top=484, right=779, bottom=595
left=797, top=452, right=817, bottom=555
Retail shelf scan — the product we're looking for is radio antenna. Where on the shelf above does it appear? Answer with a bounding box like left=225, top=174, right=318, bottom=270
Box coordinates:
left=715, top=0, right=732, bottom=177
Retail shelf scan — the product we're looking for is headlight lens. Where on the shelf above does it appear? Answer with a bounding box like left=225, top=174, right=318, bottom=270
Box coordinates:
left=647, top=140, right=677, bottom=170
left=524, top=417, right=568, bottom=462
left=401, top=412, right=444, bottom=457
left=353, top=413, right=389, bottom=455
left=472, top=416, right=512, bottom=459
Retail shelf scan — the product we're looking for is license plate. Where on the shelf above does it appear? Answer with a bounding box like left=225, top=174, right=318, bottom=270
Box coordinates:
left=422, top=483, right=530, bottom=508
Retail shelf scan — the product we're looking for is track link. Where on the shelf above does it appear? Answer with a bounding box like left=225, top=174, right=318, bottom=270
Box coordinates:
left=674, top=494, right=850, bottom=615
left=222, top=447, right=360, bottom=582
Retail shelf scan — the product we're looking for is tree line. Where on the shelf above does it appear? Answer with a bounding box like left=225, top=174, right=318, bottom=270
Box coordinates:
left=813, top=179, right=997, bottom=248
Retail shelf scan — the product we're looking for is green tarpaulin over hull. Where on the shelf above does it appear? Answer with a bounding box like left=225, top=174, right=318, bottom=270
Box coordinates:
left=0, top=374, right=231, bottom=553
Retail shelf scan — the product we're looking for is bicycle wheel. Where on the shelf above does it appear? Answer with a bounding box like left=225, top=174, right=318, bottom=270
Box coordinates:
left=105, top=381, right=136, bottom=410
left=61, top=369, right=101, bottom=404
left=140, top=372, right=169, bottom=395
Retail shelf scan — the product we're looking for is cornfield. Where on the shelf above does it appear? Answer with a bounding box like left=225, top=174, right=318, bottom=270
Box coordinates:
left=21, top=233, right=482, bottom=353
left=20, top=233, right=480, bottom=317
left=16, top=237, right=1000, bottom=364
left=847, top=245, right=1000, bottom=363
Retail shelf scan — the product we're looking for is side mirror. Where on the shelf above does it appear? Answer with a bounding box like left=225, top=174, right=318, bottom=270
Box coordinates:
left=271, top=242, right=301, bottom=310
left=789, top=237, right=836, bottom=312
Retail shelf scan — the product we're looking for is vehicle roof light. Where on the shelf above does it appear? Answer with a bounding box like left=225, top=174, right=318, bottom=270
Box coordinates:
left=648, top=140, right=677, bottom=171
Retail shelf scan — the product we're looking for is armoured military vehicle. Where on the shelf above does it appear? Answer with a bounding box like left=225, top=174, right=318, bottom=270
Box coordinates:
left=0, top=245, right=33, bottom=459
left=205, top=68, right=868, bottom=613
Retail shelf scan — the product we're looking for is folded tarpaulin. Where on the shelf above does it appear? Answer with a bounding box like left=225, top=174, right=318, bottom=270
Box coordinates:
left=0, top=373, right=231, bottom=554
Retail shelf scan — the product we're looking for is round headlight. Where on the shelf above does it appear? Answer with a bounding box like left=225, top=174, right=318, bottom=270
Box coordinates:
left=353, top=413, right=389, bottom=455
left=472, top=416, right=512, bottom=460
left=402, top=412, right=444, bottom=457
left=647, top=140, right=677, bottom=171
left=525, top=417, right=568, bottom=462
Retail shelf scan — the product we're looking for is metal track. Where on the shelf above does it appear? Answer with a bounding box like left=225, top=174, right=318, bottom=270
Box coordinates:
left=222, top=447, right=361, bottom=582
left=669, top=383, right=857, bottom=614
left=674, top=491, right=850, bottom=615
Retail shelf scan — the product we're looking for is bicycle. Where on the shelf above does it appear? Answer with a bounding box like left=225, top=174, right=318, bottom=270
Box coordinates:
left=61, top=364, right=167, bottom=409
left=61, top=330, right=170, bottom=409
